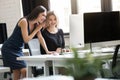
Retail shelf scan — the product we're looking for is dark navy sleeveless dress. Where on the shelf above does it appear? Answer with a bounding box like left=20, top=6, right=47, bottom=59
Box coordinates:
left=1, top=18, right=29, bottom=70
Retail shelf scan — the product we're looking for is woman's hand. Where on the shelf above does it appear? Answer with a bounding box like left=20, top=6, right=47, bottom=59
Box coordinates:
left=56, top=48, right=62, bottom=53
left=46, top=50, right=60, bottom=55
left=35, top=24, right=43, bottom=32
left=46, top=51, right=53, bottom=54
left=62, top=48, right=71, bottom=53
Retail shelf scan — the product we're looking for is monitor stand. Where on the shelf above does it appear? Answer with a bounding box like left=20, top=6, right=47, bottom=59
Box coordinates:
left=89, top=43, right=94, bottom=53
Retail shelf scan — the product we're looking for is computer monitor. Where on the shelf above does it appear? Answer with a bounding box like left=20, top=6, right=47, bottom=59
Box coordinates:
left=84, top=11, right=120, bottom=47
left=69, top=14, right=84, bottom=48
left=0, top=23, right=8, bottom=44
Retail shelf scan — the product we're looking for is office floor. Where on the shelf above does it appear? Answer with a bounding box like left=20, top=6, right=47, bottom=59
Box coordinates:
left=0, top=68, right=112, bottom=80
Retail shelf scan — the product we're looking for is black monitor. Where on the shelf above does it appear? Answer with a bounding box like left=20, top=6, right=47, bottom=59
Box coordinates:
left=0, top=23, right=8, bottom=44
left=84, top=11, right=120, bottom=44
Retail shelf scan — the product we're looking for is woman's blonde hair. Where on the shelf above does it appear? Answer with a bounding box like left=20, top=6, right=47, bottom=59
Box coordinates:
left=45, top=11, right=58, bottom=28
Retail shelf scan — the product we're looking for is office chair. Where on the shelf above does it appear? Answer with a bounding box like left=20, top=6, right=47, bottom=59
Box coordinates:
left=100, top=45, right=120, bottom=79
left=28, top=38, right=44, bottom=77
left=111, top=45, right=120, bottom=79
left=0, top=58, right=12, bottom=80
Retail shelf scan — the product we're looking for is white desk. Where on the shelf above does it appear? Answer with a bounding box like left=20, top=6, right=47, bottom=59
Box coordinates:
left=22, top=49, right=30, bottom=56
left=17, top=52, right=114, bottom=77
left=17, top=55, right=51, bottom=77
left=22, top=75, right=118, bottom=80
left=50, top=52, right=114, bottom=74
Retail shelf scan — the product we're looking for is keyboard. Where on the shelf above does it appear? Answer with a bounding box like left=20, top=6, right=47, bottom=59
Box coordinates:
left=63, top=47, right=117, bottom=54
left=77, top=50, right=91, bottom=53
left=77, top=47, right=115, bottom=53
left=101, top=47, right=115, bottom=53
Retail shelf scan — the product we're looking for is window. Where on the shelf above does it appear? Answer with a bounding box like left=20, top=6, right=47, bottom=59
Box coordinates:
left=77, top=0, right=101, bottom=14
left=112, top=0, right=120, bottom=11
left=50, top=0, right=71, bottom=33
left=50, top=0, right=101, bottom=33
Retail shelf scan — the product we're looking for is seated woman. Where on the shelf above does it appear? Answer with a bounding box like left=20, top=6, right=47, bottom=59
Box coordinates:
left=40, top=11, right=68, bottom=75
left=40, top=11, right=65, bottom=55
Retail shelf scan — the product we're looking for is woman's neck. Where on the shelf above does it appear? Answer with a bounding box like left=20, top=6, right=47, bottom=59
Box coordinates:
left=47, top=26, right=58, bottom=33
left=29, top=20, right=37, bottom=27
left=28, top=20, right=37, bottom=32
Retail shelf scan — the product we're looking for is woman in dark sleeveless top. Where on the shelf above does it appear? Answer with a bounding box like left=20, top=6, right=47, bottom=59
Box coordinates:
left=1, top=5, right=52, bottom=80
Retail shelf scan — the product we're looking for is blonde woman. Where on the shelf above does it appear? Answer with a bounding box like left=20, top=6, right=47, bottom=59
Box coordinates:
left=40, top=11, right=65, bottom=55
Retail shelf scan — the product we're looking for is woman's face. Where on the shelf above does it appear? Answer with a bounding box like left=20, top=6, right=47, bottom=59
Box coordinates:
left=48, top=15, right=57, bottom=27
left=37, top=12, right=46, bottom=24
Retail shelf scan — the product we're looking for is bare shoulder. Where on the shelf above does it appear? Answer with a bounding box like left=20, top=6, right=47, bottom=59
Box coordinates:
left=18, top=18, right=28, bottom=28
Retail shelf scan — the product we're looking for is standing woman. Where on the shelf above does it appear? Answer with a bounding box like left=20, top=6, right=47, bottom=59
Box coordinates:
left=1, top=5, right=51, bottom=80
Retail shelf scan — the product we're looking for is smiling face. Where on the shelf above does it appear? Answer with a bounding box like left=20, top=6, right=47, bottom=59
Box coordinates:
left=48, top=15, right=57, bottom=27
left=37, top=11, right=46, bottom=24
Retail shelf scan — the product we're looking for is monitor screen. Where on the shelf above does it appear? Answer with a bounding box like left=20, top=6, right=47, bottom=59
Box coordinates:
left=84, top=11, right=120, bottom=44
left=69, top=14, right=84, bottom=48
left=0, top=23, right=8, bottom=44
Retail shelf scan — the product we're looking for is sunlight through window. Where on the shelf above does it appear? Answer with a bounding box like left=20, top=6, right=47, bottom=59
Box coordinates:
left=50, top=0, right=71, bottom=33
left=112, top=0, right=120, bottom=11
left=77, top=0, right=101, bottom=14
left=50, top=0, right=101, bottom=33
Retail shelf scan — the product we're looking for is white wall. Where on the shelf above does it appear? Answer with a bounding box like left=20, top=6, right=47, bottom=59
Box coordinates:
left=0, top=0, right=23, bottom=37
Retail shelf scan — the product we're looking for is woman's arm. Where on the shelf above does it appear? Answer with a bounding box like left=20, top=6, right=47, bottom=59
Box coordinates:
left=37, top=31, right=52, bottom=54
left=18, top=18, right=42, bottom=43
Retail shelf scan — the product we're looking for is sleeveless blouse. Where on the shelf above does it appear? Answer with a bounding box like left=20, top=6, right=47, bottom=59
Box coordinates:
left=1, top=18, right=30, bottom=70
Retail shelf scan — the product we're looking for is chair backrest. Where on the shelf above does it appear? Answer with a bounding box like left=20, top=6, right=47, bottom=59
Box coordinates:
left=28, top=38, right=41, bottom=56
left=112, top=45, right=120, bottom=78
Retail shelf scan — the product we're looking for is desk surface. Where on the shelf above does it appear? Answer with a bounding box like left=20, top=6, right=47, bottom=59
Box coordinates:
left=17, top=52, right=114, bottom=77
left=17, top=52, right=113, bottom=61
left=22, top=75, right=118, bottom=80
